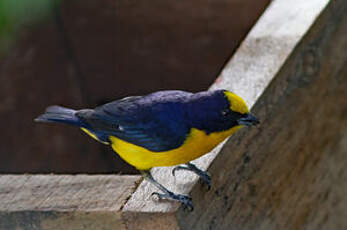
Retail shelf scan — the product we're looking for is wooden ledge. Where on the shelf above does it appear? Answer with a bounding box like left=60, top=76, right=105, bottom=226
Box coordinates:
left=0, top=175, right=141, bottom=230
left=0, top=175, right=140, bottom=212
left=2, top=0, right=346, bottom=229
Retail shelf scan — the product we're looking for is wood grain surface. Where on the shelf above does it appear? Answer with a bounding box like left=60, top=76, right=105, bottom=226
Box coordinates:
left=0, top=175, right=140, bottom=230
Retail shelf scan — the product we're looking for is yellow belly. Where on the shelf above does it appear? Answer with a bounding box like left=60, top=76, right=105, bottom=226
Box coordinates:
left=109, top=126, right=242, bottom=170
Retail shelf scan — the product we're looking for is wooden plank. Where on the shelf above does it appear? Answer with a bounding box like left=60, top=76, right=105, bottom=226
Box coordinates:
left=0, top=175, right=141, bottom=230
left=175, top=0, right=347, bottom=229
left=123, top=0, right=331, bottom=215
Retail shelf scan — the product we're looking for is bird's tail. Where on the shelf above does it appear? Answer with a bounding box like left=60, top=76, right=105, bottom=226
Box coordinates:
left=34, top=105, right=85, bottom=127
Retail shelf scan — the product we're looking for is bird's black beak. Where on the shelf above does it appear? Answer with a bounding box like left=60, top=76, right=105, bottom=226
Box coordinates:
left=237, top=113, right=259, bottom=126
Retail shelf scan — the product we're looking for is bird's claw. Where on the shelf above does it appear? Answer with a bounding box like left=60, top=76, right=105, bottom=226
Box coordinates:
left=199, top=172, right=211, bottom=190
left=171, top=165, right=188, bottom=177
left=172, top=164, right=211, bottom=190
left=151, top=192, right=194, bottom=211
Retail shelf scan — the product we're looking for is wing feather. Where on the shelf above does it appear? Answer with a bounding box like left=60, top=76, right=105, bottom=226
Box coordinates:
left=76, top=91, right=192, bottom=152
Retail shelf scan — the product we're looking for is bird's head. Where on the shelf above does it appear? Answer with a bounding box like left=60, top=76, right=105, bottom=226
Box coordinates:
left=222, top=90, right=259, bottom=127
left=187, top=90, right=259, bottom=133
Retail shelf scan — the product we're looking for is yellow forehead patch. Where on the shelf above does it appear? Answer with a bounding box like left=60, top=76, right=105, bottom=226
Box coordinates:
left=223, top=91, right=249, bottom=114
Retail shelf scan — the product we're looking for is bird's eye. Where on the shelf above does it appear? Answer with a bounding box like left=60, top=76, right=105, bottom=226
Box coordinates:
left=221, top=109, right=230, bottom=116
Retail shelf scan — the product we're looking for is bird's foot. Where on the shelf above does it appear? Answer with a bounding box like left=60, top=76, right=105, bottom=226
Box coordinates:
left=172, top=163, right=211, bottom=190
left=152, top=191, right=194, bottom=211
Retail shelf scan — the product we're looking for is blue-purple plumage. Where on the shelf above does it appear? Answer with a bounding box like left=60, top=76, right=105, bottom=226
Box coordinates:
left=35, top=90, right=243, bottom=152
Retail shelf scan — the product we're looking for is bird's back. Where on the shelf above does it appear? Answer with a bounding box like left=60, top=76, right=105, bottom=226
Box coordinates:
left=77, top=90, right=194, bottom=152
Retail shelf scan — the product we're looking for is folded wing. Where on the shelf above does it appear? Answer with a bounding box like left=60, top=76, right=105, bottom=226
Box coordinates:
left=76, top=93, right=191, bottom=152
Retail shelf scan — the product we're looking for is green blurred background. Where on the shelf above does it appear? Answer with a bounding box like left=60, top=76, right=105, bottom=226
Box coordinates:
left=0, top=0, right=58, bottom=54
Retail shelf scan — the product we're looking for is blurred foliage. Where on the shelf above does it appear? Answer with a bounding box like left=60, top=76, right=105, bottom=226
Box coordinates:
left=0, top=0, right=60, bottom=55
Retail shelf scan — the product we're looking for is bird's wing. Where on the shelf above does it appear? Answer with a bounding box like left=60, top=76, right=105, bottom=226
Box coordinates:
left=76, top=94, right=190, bottom=152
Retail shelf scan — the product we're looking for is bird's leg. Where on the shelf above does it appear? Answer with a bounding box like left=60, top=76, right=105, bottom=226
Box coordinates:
left=172, top=162, right=211, bottom=190
left=140, top=170, right=194, bottom=211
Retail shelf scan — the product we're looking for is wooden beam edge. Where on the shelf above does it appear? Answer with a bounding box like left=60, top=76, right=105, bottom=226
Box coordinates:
left=175, top=0, right=347, bottom=228
left=0, top=175, right=141, bottom=230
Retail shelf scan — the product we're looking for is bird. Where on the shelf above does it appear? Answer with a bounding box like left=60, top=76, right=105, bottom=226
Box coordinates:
left=35, top=89, right=259, bottom=210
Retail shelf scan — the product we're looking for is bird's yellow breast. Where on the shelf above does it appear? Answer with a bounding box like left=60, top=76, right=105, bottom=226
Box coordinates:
left=109, top=126, right=241, bottom=170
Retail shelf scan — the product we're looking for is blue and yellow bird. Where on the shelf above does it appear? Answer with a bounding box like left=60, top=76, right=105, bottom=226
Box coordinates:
left=35, top=90, right=259, bottom=209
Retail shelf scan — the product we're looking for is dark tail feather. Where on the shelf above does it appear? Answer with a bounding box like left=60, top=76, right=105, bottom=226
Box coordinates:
left=35, top=105, right=85, bottom=127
